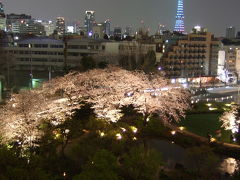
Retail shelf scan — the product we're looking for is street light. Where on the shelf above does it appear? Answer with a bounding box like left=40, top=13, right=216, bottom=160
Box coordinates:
left=200, top=65, right=203, bottom=87
left=28, top=44, right=33, bottom=89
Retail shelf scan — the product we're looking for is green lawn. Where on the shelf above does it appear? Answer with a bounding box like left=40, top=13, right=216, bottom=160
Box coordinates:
left=179, top=113, right=232, bottom=143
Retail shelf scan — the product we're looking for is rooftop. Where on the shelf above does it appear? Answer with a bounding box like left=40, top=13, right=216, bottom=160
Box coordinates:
left=17, top=37, right=63, bottom=44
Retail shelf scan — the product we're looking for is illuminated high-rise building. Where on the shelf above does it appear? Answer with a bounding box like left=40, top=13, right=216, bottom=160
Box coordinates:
left=6, top=14, right=31, bottom=32
left=11, top=19, right=45, bottom=35
left=56, top=17, right=65, bottom=35
left=161, top=29, right=220, bottom=78
left=104, top=19, right=110, bottom=36
left=0, top=2, right=4, bottom=14
left=39, top=20, right=55, bottom=36
left=174, top=0, right=185, bottom=33
left=0, top=2, right=6, bottom=31
left=226, top=26, right=236, bottom=39
left=84, top=11, right=95, bottom=35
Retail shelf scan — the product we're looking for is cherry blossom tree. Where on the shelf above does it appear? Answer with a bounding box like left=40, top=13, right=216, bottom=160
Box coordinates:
left=220, top=105, right=240, bottom=142
left=0, top=90, right=46, bottom=148
left=0, top=87, right=81, bottom=148
left=220, top=106, right=239, bottom=134
left=43, top=66, right=190, bottom=125
left=0, top=66, right=190, bottom=149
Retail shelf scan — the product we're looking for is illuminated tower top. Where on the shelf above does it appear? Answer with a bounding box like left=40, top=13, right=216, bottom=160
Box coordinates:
left=174, top=0, right=185, bottom=33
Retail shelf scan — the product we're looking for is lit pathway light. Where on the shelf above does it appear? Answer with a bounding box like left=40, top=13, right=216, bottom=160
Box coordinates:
left=130, top=126, right=138, bottom=133
left=116, top=133, right=122, bottom=140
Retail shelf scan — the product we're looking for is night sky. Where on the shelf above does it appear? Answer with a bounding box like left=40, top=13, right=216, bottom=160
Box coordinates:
left=2, top=0, right=240, bottom=36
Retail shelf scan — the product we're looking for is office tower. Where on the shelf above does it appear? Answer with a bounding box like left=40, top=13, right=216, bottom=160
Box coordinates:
left=174, top=0, right=185, bottom=33
left=84, top=11, right=95, bottom=35
left=9, top=19, right=44, bottom=35
left=0, top=2, right=6, bottom=31
left=103, top=19, right=110, bottom=36
left=125, top=26, right=133, bottom=36
left=56, top=17, right=65, bottom=35
left=41, top=20, right=55, bottom=36
left=74, top=21, right=81, bottom=34
left=92, top=24, right=104, bottom=39
left=114, top=27, right=122, bottom=38
left=6, top=14, right=32, bottom=32
left=226, top=26, right=236, bottom=39
left=113, top=27, right=122, bottom=39
left=36, top=20, right=55, bottom=36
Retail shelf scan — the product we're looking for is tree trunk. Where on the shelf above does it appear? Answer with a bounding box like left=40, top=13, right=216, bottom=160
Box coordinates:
left=237, top=124, right=240, bottom=144
left=143, top=114, right=149, bottom=156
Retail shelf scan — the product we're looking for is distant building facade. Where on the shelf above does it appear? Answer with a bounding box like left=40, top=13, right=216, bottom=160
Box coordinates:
left=5, top=37, right=156, bottom=71
left=38, top=20, right=55, bottom=36
left=113, top=27, right=122, bottom=39
left=6, top=37, right=64, bottom=71
left=125, top=26, right=133, bottom=36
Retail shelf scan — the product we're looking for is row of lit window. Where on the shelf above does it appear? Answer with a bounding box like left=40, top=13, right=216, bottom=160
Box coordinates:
left=18, top=44, right=63, bottom=48
left=67, top=45, right=105, bottom=50
left=18, top=58, right=63, bottom=62
left=169, top=55, right=206, bottom=59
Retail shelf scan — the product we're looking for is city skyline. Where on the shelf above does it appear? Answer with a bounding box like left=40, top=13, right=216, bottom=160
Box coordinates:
left=1, top=0, right=240, bottom=36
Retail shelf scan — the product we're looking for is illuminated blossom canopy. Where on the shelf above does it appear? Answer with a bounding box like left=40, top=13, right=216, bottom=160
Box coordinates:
left=43, top=66, right=190, bottom=122
left=0, top=66, right=190, bottom=145
left=220, top=105, right=240, bottom=134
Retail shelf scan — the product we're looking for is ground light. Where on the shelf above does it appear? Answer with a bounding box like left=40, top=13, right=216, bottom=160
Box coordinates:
left=130, top=126, right=138, bottom=133
left=99, top=132, right=105, bottom=137
left=179, top=126, right=185, bottom=131
left=120, top=127, right=127, bottom=132
left=116, top=133, right=122, bottom=140
left=206, top=103, right=212, bottom=107
left=210, top=137, right=216, bottom=142
left=209, top=107, right=218, bottom=111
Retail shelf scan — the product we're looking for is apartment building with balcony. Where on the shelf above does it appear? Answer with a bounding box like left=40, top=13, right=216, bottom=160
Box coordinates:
left=160, top=30, right=220, bottom=78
